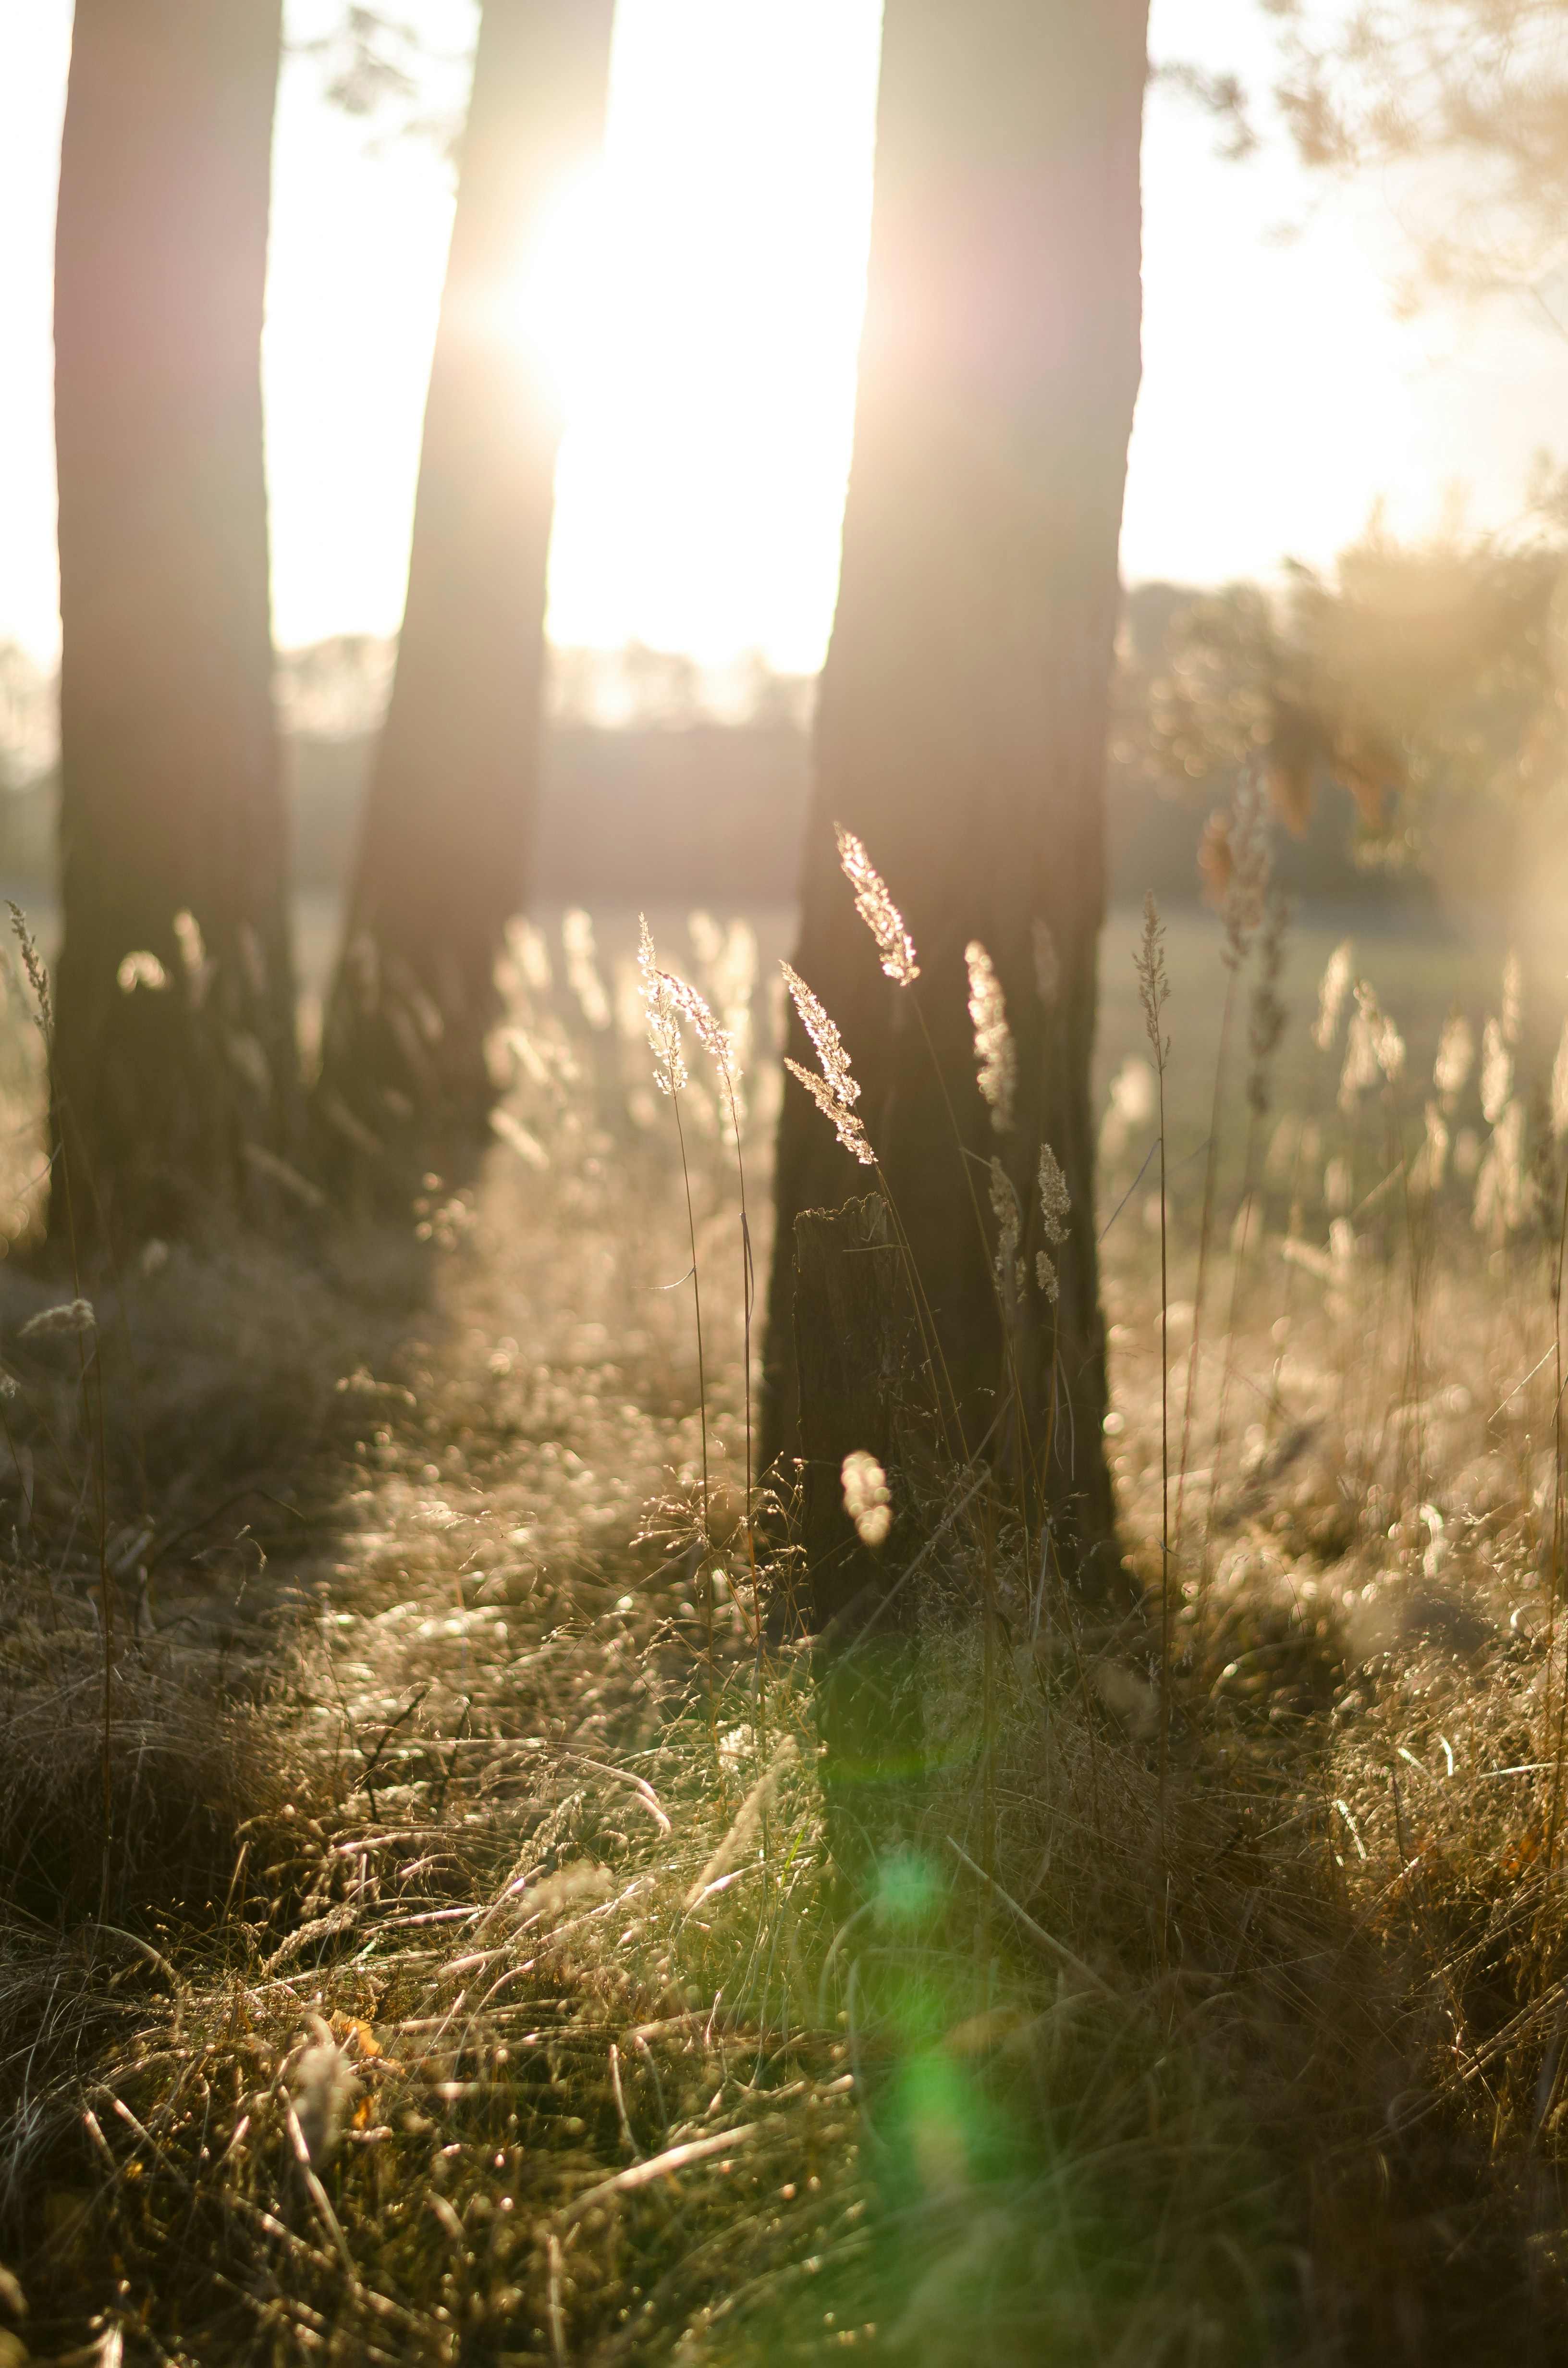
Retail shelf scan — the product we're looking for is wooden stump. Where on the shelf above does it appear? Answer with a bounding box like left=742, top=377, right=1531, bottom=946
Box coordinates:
left=792, top=1192, right=925, bottom=1891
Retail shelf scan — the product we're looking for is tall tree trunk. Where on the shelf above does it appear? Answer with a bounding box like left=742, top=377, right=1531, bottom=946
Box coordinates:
left=316, top=0, right=616, bottom=1176
left=762, top=0, right=1150, bottom=1609
left=794, top=1194, right=927, bottom=1893
left=52, top=0, right=298, bottom=1240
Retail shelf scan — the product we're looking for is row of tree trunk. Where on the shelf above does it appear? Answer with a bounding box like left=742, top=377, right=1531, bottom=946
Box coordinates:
left=318, top=0, right=616, bottom=1162
left=52, top=0, right=613, bottom=1224
left=53, top=0, right=296, bottom=1234
left=50, top=0, right=1150, bottom=1595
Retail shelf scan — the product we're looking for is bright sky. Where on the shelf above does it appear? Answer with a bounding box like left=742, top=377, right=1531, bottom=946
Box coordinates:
left=4, top=0, right=1568, bottom=673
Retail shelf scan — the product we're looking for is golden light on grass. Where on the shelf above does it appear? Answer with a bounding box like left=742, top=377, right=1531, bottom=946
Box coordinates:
left=5, top=898, right=1568, bottom=2354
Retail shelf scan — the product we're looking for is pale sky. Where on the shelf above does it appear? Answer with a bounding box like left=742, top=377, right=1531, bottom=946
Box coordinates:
left=3, top=0, right=1568, bottom=673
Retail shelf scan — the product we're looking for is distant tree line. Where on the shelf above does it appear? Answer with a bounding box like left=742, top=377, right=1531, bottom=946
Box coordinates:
left=9, top=521, right=1564, bottom=918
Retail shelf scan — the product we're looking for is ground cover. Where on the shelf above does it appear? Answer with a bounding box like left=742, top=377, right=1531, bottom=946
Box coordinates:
left=0, top=898, right=1565, bottom=2361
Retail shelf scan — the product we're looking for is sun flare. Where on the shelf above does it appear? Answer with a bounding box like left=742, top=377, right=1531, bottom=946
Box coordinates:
left=537, top=0, right=885, bottom=669
left=494, top=157, right=615, bottom=421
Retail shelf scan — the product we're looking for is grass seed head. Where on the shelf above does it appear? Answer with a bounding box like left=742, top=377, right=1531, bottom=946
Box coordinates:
left=7, top=902, right=51, bottom=1043
left=1348, top=980, right=1404, bottom=1083
left=780, top=962, right=874, bottom=1164
left=1313, top=937, right=1354, bottom=1052
left=1035, top=1141, right=1068, bottom=1302
left=1421, top=1098, right=1450, bottom=1190
left=834, top=824, right=919, bottom=985
left=638, top=915, right=687, bottom=1097
left=1338, top=987, right=1388, bottom=1111
left=841, top=1449, right=892, bottom=1547
left=1037, top=1144, right=1071, bottom=1247
left=1247, top=889, right=1290, bottom=1116
left=782, top=1058, right=873, bottom=1164
left=172, top=910, right=210, bottom=1007
left=965, top=941, right=1016, bottom=1132
left=1475, top=1096, right=1530, bottom=1236
left=287, top=2023, right=359, bottom=2170
left=1201, top=764, right=1270, bottom=962
left=990, top=1155, right=1022, bottom=1295
left=1481, top=1014, right=1512, bottom=1125
left=20, top=1298, right=95, bottom=1339
left=660, top=969, right=743, bottom=1132
left=780, top=962, right=858, bottom=1107
left=1135, top=893, right=1170, bottom=1067
left=116, top=951, right=169, bottom=995
left=1434, top=1005, right=1474, bottom=1108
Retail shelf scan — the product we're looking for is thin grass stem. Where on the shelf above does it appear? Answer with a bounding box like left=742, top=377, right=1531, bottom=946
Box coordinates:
left=1175, top=963, right=1238, bottom=1553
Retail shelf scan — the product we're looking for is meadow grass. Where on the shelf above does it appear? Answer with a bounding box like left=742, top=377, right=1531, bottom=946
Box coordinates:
left=0, top=889, right=1565, bottom=2362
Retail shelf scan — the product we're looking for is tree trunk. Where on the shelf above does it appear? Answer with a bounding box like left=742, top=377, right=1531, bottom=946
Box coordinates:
left=316, top=0, right=616, bottom=1178
left=794, top=1194, right=926, bottom=1888
left=52, top=0, right=299, bottom=1240
left=762, top=0, right=1149, bottom=1612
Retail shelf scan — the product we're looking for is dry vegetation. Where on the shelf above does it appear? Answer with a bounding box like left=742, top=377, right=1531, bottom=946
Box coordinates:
left=1, top=878, right=1568, bottom=2364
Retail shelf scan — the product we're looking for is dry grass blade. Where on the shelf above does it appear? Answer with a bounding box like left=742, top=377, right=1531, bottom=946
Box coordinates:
left=944, top=1835, right=1116, bottom=1998
left=282, top=2097, right=357, bottom=2279
left=558, top=2123, right=761, bottom=2227
left=562, top=1753, right=673, bottom=1834
left=683, top=1734, right=796, bottom=1908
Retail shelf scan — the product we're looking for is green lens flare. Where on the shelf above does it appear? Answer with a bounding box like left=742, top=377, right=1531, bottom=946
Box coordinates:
left=873, top=1846, right=941, bottom=1930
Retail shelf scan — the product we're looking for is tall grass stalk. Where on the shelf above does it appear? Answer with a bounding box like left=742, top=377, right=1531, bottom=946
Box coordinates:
left=692, top=978, right=769, bottom=1760
left=669, top=1097, right=710, bottom=1557
left=1135, top=895, right=1172, bottom=1828
left=1174, top=961, right=1237, bottom=1556
left=637, top=921, right=714, bottom=1711
left=1206, top=1117, right=1264, bottom=1561
left=1392, top=1084, right=1427, bottom=1532
left=1177, top=777, right=1270, bottom=1561
left=663, top=958, right=757, bottom=1618
left=1203, top=892, right=1288, bottom=1584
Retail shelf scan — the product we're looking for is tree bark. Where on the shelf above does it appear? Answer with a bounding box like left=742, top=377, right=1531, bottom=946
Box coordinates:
left=316, top=0, right=616, bottom=1178
left=763, top=0, right=1149, bottom=1611
left=52, top=0, right=298, bottom=1239
left=794, top=1194, right=926, bottom=1887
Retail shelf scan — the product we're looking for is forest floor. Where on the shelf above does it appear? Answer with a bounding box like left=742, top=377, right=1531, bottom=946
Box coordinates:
left=0, top=900, right=1567, bottom=2363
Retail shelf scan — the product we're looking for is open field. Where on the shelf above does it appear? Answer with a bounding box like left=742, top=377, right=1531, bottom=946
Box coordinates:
left=1, top=895, right=1568, bottom=2361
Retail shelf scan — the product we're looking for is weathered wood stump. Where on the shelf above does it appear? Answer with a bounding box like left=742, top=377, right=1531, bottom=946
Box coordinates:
left=792, top=1192, right=926, bottom=1892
